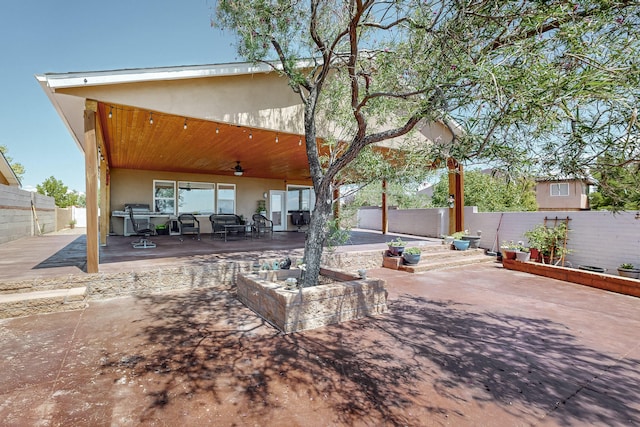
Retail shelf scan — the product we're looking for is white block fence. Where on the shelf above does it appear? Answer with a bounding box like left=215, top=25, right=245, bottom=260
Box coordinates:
left=357, top=206, right=640, bottom=275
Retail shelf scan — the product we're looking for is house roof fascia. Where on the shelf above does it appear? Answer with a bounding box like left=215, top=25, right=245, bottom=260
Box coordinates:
left=535, top=176, right=596, bottom=185
left=34, top=60, right=313, bottom=90
left=0, top=150, right=21, bottom=187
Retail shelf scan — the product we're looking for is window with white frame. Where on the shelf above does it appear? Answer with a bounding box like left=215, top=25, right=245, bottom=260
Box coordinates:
left=287, top=185, right=315, bottom=212
left=216, top=183, right=236, bottom=214
left=550, top=182, right=569, bottom=197
left=154, top=180, right=176, bottom=214
left=178, top=181, right=215, bottom=214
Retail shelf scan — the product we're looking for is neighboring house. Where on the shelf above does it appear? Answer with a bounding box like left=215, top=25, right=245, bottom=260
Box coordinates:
left=535, top=178, right=594, bottom=211
left=36, top=61, right=459, bottom=273
left=0, top=150, right=20, bottom=187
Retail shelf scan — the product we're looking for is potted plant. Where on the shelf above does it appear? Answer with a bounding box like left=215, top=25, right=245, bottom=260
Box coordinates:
left=256, top=200, right=267, bottom=216
left=617, top=263, right=640, bottom=279
left=451, top=230, right=470, bottom=250
left=523, top=223, right=571, bottom=264
left=402, top=247, right=422, bottom=265
left=461, top=229, right=481, bottom=249
left=500, top=241, right=522, bottom=260
left=68, top=219, right=77, bottom=229
left=386, top=237, right=407, bottom=256
left=523, top=225, right=547, bottom=262
left=515, top=247, right=531, bottom=262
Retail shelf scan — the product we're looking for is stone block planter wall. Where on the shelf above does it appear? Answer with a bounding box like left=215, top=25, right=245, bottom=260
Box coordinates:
left=237, top=268, right=388, bottom=334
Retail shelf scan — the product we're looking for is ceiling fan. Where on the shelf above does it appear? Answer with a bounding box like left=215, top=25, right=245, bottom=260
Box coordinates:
left=233, top=161, right=244, bottom=176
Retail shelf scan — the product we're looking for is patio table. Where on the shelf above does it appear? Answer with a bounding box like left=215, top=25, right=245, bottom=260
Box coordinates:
left=223, top=224, right=251, bottom=242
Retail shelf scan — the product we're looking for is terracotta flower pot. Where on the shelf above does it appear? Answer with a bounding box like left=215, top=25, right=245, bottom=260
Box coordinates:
left=502, top=249, right=517, bottom=260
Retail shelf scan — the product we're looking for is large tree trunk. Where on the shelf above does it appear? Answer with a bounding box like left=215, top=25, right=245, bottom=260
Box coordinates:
left=301, top=183, right=332, bottom=287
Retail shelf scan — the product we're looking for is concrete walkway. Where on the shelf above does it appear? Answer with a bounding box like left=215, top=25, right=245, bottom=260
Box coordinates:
left=1, top=263, right=639, bottom=426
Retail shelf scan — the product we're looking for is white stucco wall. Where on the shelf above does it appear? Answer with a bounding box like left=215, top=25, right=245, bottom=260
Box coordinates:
left=358, top=206, right=640, bottom=275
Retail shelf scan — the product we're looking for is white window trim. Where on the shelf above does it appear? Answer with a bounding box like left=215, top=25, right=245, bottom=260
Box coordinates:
left=216, top=183, right=236, bottom=214
left=177, top=181, right=216, bottom=215
left=550, top=182, right=569, bottom=197
left=153, top=180, right=176, bottom=215
left=286, top=184, right=315, bottom=212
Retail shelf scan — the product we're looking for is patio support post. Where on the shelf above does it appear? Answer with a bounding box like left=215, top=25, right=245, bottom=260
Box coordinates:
left=447, top=158, right=464, bottom=235
left=96, top=109, right=109, bottom=247
left=84, top=99, right=99, bottom=273
left=99, top=160, right=108, bottom=246
left=332, top=185, right=340, bottom=226
left=382, top=179, right=388, bottom=234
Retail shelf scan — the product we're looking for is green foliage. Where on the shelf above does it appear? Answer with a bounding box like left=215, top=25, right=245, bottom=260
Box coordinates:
left=36, top=176, right=82, bottom=208
left=523, top=223, right=571, bottom=257
left=387, top=237, right=407, bottom=247
left=0, top=145, right=25, bottom=182
left=346, top=180, right=432, bottom=210
left=324, top=217, right=351, bottom=252
left=451, top=231, right=468, bottom=239
left=589, top=152, right=640, bottom=211
left=403, top=247, right=421, bottom=255
left=619, top=263, right=635, bottom=269
left=431, top=169, right=537, bottom=212
left=214, top=0, right=639, bottom=284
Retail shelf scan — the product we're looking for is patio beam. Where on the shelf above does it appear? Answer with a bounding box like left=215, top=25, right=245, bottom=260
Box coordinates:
left=84, top=99, right=99, bottom=273
left=382, top=179, right=388, bottom=234
left=447, top=158, right=464, bottom=234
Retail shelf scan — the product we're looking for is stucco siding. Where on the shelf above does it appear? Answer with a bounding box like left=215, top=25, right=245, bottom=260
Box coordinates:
left=109, top=168, right=311, bottom=235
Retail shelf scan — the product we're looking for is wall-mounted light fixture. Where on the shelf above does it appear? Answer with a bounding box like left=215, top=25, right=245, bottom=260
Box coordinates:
left=183, top=119, right=187, bottom=130
left=149, top=112, right=154, bottom=125
left=263, top=192, right=268, bottom=199
left=448, top=194, right=455, bottom=209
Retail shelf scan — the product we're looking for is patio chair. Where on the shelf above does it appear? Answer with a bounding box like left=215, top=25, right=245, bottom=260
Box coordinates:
left=128, top=207, right=156, bottom=249
left=252, top=213, right=273, bottom=239
left=178, top=214, right=200, bottom=241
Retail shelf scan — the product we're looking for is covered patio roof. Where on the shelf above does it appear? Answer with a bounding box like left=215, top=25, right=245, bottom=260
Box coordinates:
left=36, top=61, right=461, bottom=273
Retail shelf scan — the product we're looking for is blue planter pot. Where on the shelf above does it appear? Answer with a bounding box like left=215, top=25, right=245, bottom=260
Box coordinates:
left=453, top=239, right=470, bottom=251
left=403, top=253, right=421, bottom=265
left=461, top=235, right=481, bottom=249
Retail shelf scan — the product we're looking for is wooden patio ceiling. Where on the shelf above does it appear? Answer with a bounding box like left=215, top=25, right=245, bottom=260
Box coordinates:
left=98, top=102, right=318, bottom=182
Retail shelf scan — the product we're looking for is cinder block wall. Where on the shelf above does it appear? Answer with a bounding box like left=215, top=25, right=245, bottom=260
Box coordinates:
left=358, top=207, right=640, bottom=275
left=0, top=186, right=56, bottom=244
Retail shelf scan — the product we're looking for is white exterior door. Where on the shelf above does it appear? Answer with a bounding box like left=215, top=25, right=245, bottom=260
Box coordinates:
left=269, top=190, right=286, bottom=231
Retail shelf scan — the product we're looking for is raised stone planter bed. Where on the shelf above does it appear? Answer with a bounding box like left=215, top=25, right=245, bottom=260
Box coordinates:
left=502, top=259, right=640, bottom=298
left=236, top=267, right=388, bottom=334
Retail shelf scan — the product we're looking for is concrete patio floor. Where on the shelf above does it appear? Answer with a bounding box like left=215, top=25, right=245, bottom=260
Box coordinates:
left=1, top=260, right=639, bottom=426
left=0, top=228, right=438, bottom=282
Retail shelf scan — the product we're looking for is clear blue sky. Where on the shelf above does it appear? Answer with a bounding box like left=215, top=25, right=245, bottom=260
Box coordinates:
left=0, top=0, right=238, bottom=192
